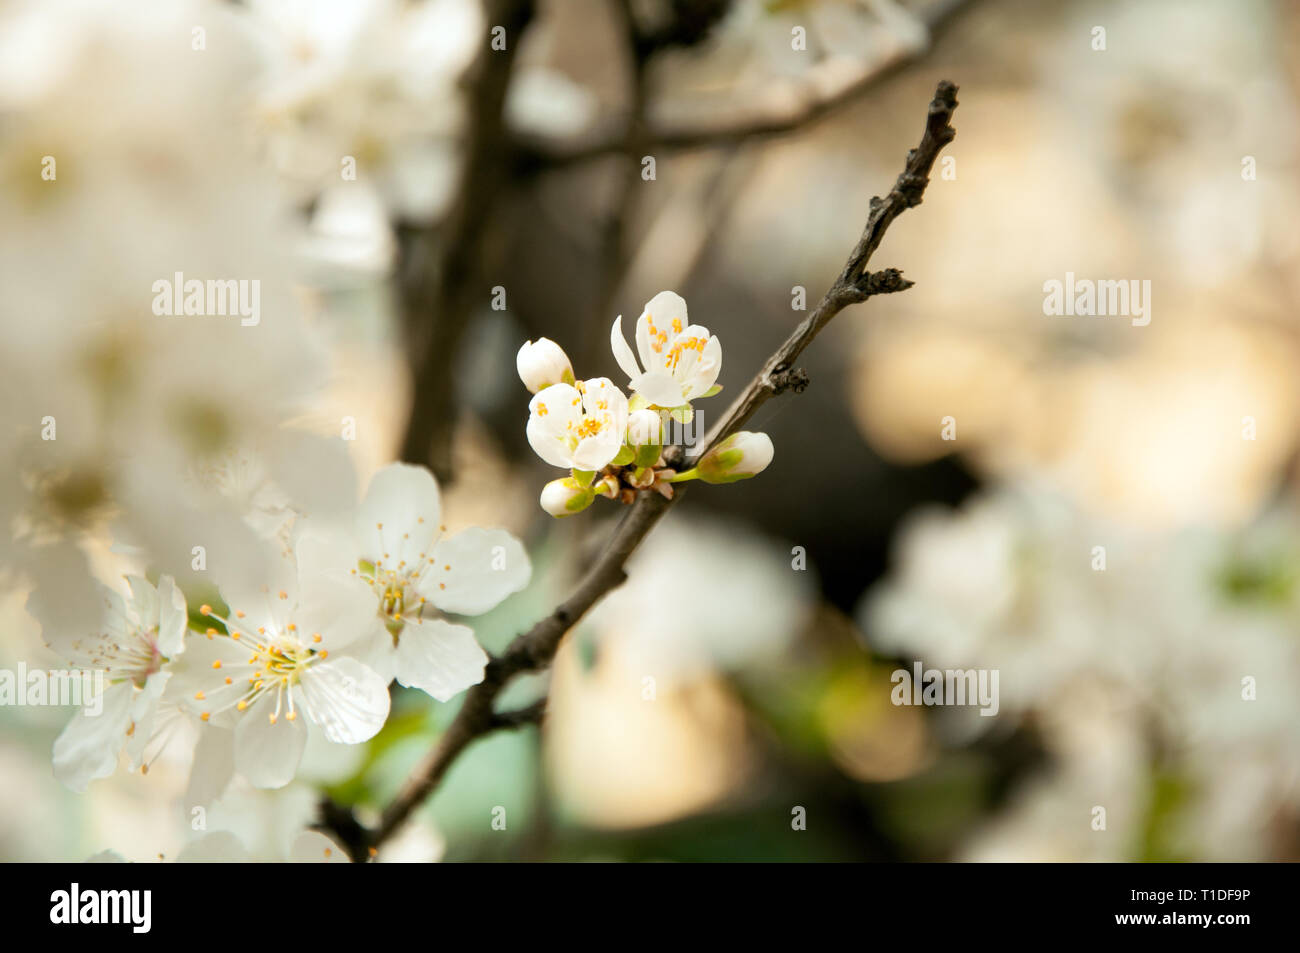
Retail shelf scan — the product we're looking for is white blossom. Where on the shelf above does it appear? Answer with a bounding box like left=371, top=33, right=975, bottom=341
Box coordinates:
left=48, top=575, right=188, bottom=792
left=526, top=378, right=630, bottom=471
left=169, top=558, right=389, bottom=790
left=610, top=291, right=721, bottom=411
left=516, top=337, right=576, bottom=394
left=248, top=0, right=481, bottom=225
left=296, top=463, right=531, bottom=701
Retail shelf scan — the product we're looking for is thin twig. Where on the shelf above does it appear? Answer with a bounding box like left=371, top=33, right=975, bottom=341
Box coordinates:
left=690, top=80, right=958, bottom=463
left=347, top=79, right=959, bottom=858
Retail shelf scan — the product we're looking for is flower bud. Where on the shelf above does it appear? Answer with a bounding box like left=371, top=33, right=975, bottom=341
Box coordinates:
left=539, top=477, right=596, bottom=517
left=517, top=338, right=575, bottom=393
left=626, top=409, right=663, bottom=467
left=696, top=431, right=774, bottom=483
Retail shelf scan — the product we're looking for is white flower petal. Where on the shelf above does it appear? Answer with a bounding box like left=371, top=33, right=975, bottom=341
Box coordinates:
left=234, top=693, right=308, bottom=789
left=345, top=619, right=400, bottom=685
left=186, top=725, right=235, bottom=807
left=530, top=382, right=582, bottom=424
left=664, top=324, right=711, bottom=381
left=219, top=554, right=299, bottom=636
left=630, top=370, right=685, bottom=408
left=609, top=314, right=642, bottom=381
left=572, top=429, right=623, bottom=470
left=682, top=332, right=722, bottom=398
left=299, top=657, right=390, bottom=744
left=100, top=588, right=131, bottom=645
left=126, top=575, right=160, bottom=630
left=357, top=463, right=442, bottom=566
left=293, top=524, right=358, bottom=581
left=265, top=429, right=358, bottom=519
left=289, top=831, right=350, bottom=864
left=124, top=670, right=171, bottom=767
left=155, top=574, right=189, bottom=658
left=634, top=311, right=659, bottom=372
left=52, top=680, right=134, bottom=792
left=582, top=377, right=626, bottom=415
left=526, top=392, right=584, bottom=468
left=165, top=632, right=252, bottom=715
left=295, top=569, right=381, bottom=652
left=526, top=383, right=584, bottom=467
left=391, top=620, right=487, bottom=702
left=526, top=414, right=576, bottom=468
left=177, top=831, right=251, bottom=863
left=638, top=290, right=690, bottom=368
left=424, top=527, right=531, bottom=615
left=643, top=290, right=689, bottom=327
left=517, top=337, right=574, bottom=393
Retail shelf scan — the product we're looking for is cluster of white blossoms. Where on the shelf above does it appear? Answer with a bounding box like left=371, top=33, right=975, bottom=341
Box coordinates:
left=48, top=463, right=531, bottom=794
left=0, top=0, right=540, bottom=855
left=0, top=0, right=362, bottom=644
left=518, top=291, right=775, bottom=516
left=248, top=0, right=483, bottom=272
left=864, top=486, right=1300, bottom=860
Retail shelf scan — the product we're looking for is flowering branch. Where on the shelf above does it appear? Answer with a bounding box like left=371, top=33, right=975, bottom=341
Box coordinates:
left=341, top=79, right=959, bottom=860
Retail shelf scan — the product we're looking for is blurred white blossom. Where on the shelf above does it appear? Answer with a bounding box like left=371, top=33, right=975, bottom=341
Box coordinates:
left=49, top=576, right=189, bottom=792
left=865, top=486, right=1300, bottom=859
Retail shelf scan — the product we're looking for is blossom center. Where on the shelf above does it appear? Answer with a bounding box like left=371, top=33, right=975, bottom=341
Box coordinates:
left=665, top=336, right=704, bottom=372
left=575, top=418, right=604, bottom=439
left=75, top=627, right=164, bottom=688
left=197, top=604, right=325, bottom=724
left=357, top=557, right=437, bottom=638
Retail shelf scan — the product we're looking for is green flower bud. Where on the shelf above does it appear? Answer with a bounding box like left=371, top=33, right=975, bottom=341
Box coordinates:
left=696, top=431, right=774, bottom=484
left=540, top=477, right=596, bottom=517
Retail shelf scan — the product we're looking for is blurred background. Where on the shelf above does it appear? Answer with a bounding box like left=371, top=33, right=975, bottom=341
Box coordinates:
left=3, top=0, right=1300, bottom=861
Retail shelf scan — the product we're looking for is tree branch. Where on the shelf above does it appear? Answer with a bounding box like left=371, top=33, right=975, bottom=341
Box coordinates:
left=341, top=79, right=959, bottom=859
left=369, top=488, right=673, bottom=850
left=516, top=0, right=969, bottom=170
left=399, top=0, right=536, bottom=480
left=691, top=80, right=957, bottom=463
left=490, top=698, right=547, bottom=729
